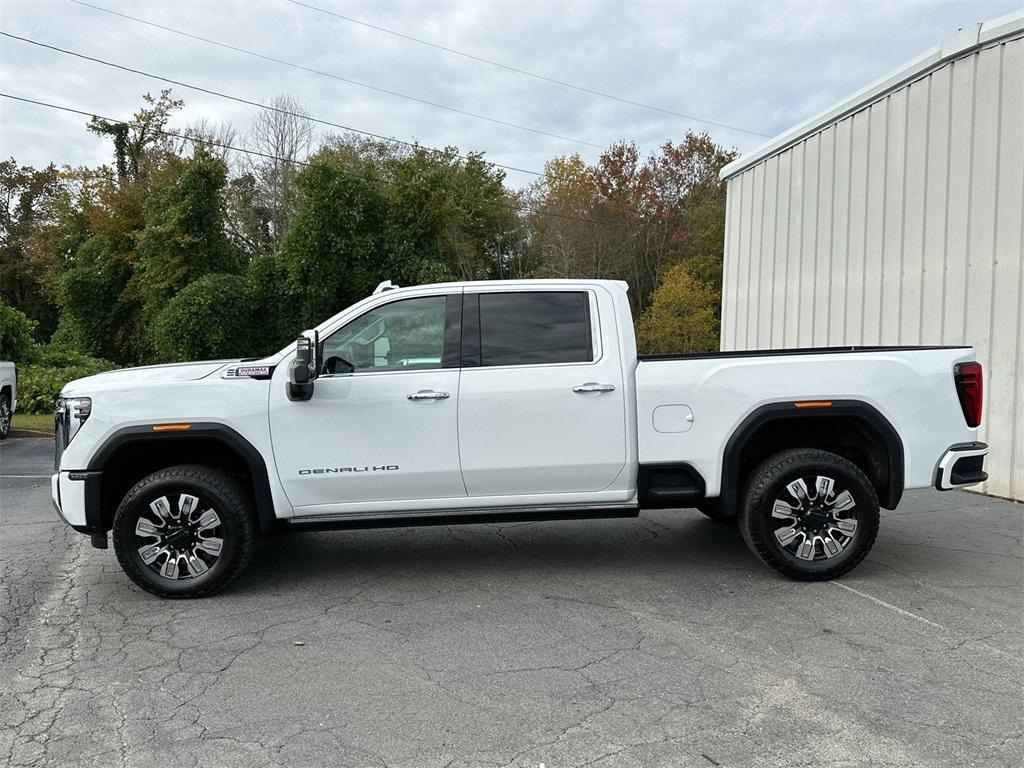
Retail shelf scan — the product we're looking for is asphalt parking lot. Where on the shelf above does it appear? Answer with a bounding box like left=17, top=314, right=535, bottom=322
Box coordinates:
left=1, top=437, right=1022, bottom=767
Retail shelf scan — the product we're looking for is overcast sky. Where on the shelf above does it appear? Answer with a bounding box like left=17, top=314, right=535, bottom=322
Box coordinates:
left=1, top=0, right=1020, bottom=188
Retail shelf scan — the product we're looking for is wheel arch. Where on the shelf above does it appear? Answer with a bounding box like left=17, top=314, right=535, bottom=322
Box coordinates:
left=86, top=423, right=277, bottom=534
left=719, top=400, right=904, bottom=514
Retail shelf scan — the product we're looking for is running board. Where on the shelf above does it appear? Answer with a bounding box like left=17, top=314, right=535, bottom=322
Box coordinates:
left=283, top=503, right=640, bottom=532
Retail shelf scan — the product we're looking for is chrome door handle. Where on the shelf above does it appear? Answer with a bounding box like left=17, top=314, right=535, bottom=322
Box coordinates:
left=572, top=383, right=616, bottom=394
left=407, top=390, right=450, bottom=401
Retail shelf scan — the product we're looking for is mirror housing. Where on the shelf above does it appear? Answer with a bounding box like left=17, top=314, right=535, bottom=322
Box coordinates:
left=287, top=332, right=318, bottom=401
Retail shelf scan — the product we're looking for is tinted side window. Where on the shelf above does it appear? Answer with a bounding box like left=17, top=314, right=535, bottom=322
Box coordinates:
left=479, top=292, right=592, bottom=366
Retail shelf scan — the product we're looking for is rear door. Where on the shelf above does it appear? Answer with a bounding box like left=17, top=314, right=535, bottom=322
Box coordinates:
left=457, top=287, right=627, bottom=497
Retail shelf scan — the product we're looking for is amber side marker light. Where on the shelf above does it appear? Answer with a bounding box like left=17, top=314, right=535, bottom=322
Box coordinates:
left=152, top=424, right=192, bottom=432
left=793, top=401, right=833, bottom=409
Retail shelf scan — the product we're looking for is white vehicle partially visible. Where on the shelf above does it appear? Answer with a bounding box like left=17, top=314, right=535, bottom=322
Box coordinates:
left=50, top=279, right=988, bottom=598
left=0, top=360, right=15, bottom=440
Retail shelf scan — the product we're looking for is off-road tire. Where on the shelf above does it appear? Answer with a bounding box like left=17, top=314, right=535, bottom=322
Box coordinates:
left=113, top=464, right=255, bottom=598
left=738, top=448, right=879, bottom=580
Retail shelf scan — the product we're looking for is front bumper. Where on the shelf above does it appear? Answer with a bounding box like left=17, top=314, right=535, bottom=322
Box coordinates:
left=935, top=442, right=988, bottom=490
left=51, top=470, right=103, bottom=533
left=50, top=472, right=66, bottom=522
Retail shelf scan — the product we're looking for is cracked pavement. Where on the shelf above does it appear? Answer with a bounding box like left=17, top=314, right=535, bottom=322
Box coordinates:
left=1, top=438, right=1022, bottom=767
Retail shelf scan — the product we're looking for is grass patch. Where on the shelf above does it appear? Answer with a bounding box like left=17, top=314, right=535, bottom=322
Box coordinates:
left=10, top=412, right=54, bottom=437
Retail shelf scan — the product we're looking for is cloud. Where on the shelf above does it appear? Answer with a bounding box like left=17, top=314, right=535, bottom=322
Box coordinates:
left=1, top=0, right=1018, bottom=187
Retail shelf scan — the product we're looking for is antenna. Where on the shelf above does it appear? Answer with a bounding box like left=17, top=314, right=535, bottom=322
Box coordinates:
left=373, top=280, right=399, bottom=294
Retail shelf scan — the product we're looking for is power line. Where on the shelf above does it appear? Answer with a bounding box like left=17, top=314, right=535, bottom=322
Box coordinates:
left=65, top=0, right=604, bottom=150
left=0, top=93, right=322, bottom=168
left=0, top=92, right=610, bottom=228
left=286, top=0, right=773, bottom=139
left=0, top=30, right=543, bottom=178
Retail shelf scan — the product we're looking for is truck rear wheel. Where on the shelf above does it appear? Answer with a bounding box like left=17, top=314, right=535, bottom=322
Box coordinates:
left=738, top=449, right=879, bottom=580
left=112, top=465, right=255, bottom=598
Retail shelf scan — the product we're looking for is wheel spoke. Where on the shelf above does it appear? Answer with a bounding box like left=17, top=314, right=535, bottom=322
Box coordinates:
left=135, top=518, right=162, bottom=537
left=196, top=537, right=222, bottom=556
left=830, top=517, right=857, bottom=535
left=149, top=496, right=172, bottom=522
left=160, top=555, right=180, bottom=579
left=797, top=535, right=816, bottom=560
left=138, top=544, right=163, bottom=564
left=776, top=527, right=798, bottom=546
left=772, top=500, right=797, bottom=520
left=822, top=534, right=841, bottom=557
left=831, top=490, right=856, bottom=512
left=197, top=509, right=221, bottom=533
left=184, top=554, right=209, bottom=577
left=179, top=494, right=200, bottom=520
left=815, top=475, right=834, bottom=500
left=787, top=478, right=810, bottom=505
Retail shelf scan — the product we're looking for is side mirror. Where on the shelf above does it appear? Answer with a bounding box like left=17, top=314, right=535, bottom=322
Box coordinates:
left=287, top=332, right=317, bottom=402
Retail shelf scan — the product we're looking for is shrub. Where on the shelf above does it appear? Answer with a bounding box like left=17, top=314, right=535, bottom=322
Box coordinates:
left=15, top=348, right=117, bottom=414
left=0, top=300, right=39, bottom=362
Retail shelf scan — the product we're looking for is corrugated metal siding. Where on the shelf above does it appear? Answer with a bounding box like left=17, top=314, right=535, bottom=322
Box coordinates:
left=721, top=33, right=1024, bottom=500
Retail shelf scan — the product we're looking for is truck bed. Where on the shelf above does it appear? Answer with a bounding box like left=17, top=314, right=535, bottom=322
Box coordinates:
left=634, top=345, right=978, bottom=498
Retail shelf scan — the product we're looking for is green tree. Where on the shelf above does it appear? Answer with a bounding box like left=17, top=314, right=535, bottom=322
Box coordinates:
left=525, top=133, right=736, bottom=315
left=387, top=147, right=516, bottom=281
left=88, top=90, right=183, bottom=182
left=0, top=300, right=38, bottom=361
left=322, top=136, right=521, bottom=280
left=274, top=154, right=393, bottom=339
left=55, top=171, right=147, bottom=362
left=635, top=262, right=720, bottom=354
left=0, top=161, right=70, bottom=338
left=136, top=150, right=239, bottom=318
left=271, top=149, right=457, bottom=344
left=525, top=154, right=611, bottom=280
left=151, top=273, right=259, bottom=361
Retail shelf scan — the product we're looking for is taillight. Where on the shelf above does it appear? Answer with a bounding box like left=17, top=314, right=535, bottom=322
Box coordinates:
left=954, top=362, right=983, bottom=428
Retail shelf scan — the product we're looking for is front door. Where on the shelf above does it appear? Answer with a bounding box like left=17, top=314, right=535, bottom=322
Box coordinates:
left=269, top=292, right=465, bottom=512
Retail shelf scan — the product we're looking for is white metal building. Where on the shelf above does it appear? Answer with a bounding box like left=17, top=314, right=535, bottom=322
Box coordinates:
left=719, top=11, right=1024, bottom=501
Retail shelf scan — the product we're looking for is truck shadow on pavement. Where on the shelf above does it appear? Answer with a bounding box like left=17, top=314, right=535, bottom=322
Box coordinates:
left=231, top=512, right=760, bottom=596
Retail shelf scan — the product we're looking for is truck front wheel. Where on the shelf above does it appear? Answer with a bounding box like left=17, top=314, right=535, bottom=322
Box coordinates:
left=112, top=465, right=255, bottom=598
left=738, top=449, right=879, bottom=580
left=0, top=393, right=10, bottom=439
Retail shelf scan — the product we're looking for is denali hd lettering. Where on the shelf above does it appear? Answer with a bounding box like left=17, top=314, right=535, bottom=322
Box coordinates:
left=299, top=466, right=399, bottom=474
left=50, top=277, right=988, bottom=598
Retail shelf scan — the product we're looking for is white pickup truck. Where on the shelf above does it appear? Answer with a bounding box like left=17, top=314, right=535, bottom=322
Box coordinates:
left=51, top=279, right=988, bottom=598
left=0, top=360, right=15, bottom=439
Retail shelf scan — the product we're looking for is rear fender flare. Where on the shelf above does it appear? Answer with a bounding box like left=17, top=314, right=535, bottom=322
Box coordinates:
left=718, top=400, right=904, bottom=513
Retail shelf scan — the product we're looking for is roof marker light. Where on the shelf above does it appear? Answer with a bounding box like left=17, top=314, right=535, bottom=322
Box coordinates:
left=152, top=424, right=192, bottom=432
left=794, top=401, right=833, bottom=409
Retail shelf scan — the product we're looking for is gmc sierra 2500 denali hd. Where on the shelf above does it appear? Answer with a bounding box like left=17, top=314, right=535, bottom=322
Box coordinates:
left=51, top=279, right=988, bottom=598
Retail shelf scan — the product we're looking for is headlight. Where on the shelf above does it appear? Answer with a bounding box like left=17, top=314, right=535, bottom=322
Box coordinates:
left=55, top=396, right=92, bottom=447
